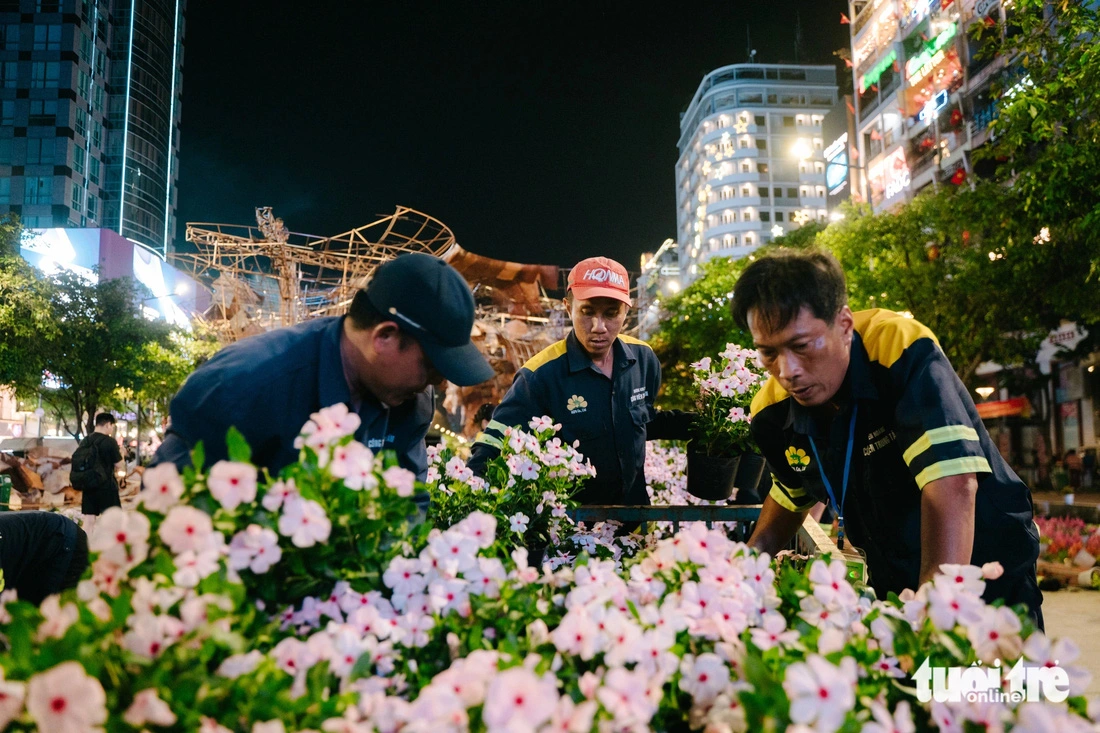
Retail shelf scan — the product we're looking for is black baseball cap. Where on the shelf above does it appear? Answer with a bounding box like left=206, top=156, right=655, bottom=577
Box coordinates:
left=363, top=253, right=494, bottom=386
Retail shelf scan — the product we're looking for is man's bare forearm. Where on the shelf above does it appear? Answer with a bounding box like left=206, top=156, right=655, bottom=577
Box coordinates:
left=747, top=495, right=808, bottom=557
left=918, top=473, right=978, bottom=586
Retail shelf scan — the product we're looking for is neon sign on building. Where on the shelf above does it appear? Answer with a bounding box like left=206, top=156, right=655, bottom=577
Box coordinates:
left=869, top=147, right=911, bottom=206
left=905, top=23, right=958, bottom=85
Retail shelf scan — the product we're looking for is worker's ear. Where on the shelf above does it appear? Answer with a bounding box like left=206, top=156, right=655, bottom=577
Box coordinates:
left=370, top=321, right=403, bottom=354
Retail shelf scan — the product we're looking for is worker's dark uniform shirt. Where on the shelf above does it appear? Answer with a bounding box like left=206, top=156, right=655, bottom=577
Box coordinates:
left=752, top=309, right=1041, bottom=617
left=154, top=316, right=433, bottom=479
left=469, top=332, right=677, bottom=505
left=0, top=511, right=83, bottom=605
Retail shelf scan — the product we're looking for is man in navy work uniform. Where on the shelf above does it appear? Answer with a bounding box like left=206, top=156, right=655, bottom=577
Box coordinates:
left=154, top=254, right=494, bottom=480
left=468, top=256, right=691, bottom=506
left=735, top=250, right=1042, bottom=627
left=0, top=511, right=88, bottom=605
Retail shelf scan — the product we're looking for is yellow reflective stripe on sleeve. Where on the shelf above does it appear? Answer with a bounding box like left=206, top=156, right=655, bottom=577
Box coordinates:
left=901, top=425, right=980, bottom=466
left=914, top=456, right=992, bottom=489
left=768, top=480, right=814, bottom=512
left=486, top=419, right=511, bottom=435
left=769, top=483, right=801, bottom=512
left=473, top=432, right=504, bottom=450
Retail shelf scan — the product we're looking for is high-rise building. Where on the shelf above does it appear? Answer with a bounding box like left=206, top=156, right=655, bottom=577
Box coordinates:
left=847, top=0, right=1005, bottom=212
left=675, top=64, right=838, bottom=282
left=0, top=0, right=185, bottom=257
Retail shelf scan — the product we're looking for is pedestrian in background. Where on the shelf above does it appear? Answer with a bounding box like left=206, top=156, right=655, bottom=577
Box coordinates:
left=70, top=413, right=125, bottom=533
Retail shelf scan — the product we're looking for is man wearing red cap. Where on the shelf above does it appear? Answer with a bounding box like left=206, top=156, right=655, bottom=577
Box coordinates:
left=469, top=256, right=691, bottom=506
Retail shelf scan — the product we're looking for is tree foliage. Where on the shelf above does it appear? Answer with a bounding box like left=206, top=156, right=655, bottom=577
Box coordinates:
left=32, top=271, right=176, bottom=437
left=0, top=218, right=210, bottom=438
left=112, top=325, right=220, bottom=447
left=976, top=0, right=1100, bottom=242
left=0, top=216, right=57, bottom=392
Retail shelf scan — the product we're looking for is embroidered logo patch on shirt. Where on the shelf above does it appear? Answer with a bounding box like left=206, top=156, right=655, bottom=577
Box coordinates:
left=567, top=395, right=588, bottom=414
left=785, top=446, right=810, bottom=471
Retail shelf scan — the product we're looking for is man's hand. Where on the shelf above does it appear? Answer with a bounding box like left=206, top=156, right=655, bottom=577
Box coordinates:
left=918, top=473, right=978, bottom=586
left=747, top=495, right=808, bottom=557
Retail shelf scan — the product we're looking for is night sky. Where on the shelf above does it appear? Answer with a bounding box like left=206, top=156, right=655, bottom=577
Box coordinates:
left=176, top=1, right=851, bottom=270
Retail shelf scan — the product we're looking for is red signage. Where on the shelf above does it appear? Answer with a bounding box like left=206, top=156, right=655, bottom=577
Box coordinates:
left=975, top=397, right=1031, bottom=419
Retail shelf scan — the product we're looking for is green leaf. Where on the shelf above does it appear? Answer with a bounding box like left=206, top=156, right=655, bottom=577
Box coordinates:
left=191, top=440, right=206, bottom=474
left=226, top=426, right=252, bottom=464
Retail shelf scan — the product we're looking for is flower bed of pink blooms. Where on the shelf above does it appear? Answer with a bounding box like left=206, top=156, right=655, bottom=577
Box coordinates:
left=0, top=405, right=1096, bottom=732
left=1036, top=516, right=1100, bottom=565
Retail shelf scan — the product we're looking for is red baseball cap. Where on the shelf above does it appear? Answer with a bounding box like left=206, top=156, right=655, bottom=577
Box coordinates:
left=566, top=256, right=632, bottom=306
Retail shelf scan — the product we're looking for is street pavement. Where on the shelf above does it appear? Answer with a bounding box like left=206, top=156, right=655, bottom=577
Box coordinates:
left=1043, top=588, right=1100, bottom=698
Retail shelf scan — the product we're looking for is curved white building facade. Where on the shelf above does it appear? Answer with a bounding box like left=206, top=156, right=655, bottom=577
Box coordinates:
left=675, top=64, right=838, bottom=282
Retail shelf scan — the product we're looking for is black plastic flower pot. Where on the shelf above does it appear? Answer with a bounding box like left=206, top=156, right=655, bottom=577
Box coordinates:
left=731, top=452, right=768, bottom=504
left=686, top=450, right=740, bottom=501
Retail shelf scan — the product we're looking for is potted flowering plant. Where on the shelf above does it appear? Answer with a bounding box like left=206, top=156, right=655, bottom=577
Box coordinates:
left=685, top=343, right=768, bottom=501
left=424, top=416, right=595, bottom=552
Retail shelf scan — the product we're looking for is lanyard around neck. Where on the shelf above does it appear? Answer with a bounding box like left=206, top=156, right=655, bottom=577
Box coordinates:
left=806, top=405, right=858, bottom=550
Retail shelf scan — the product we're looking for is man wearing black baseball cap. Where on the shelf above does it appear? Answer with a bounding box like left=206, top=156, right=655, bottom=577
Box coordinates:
left=154, top=253, right=493, bottom=479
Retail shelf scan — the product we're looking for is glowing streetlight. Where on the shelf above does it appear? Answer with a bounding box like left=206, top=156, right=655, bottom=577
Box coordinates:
left=790, top=138, right=813, bottom=160
left=975, top=387, right=996, bottom=400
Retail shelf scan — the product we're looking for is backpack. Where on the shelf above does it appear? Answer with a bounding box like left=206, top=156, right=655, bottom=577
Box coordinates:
left=70, top=437, right=112, bottom=492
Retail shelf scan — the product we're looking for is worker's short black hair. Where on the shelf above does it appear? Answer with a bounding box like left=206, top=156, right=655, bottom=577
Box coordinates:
left=94, top=412, right=116, bottom=427
left=346, top=290, right=414, bottom=347
left=731, top=249, right=848, bottom=333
